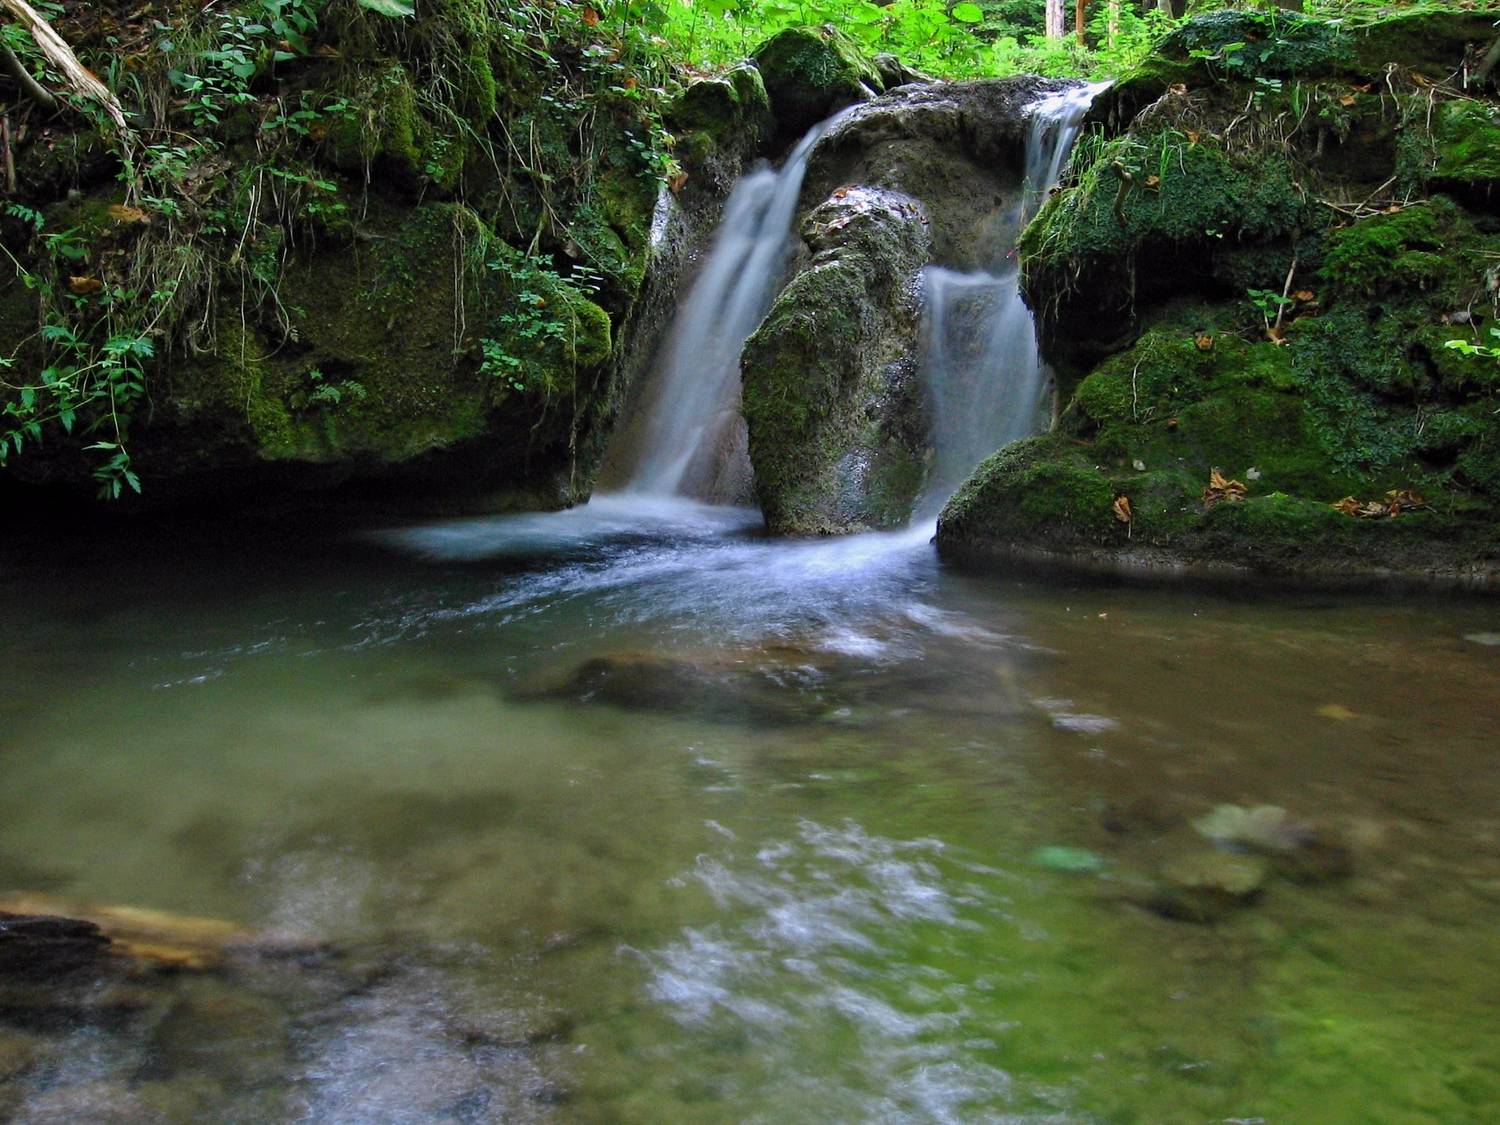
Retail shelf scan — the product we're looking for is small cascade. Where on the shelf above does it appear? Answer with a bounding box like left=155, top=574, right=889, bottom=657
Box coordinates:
left=606, top=114, right=845, bottom=502
left=919, top=82, right=1107, bottom=511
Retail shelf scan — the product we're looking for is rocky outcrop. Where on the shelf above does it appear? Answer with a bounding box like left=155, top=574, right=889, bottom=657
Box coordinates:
left=742, top=77, right=1068, bottom=535
left=938, top=9, right=1500, bottom=583
left=741, top=187, right=930, bottom=535
left=0, top=0, right=661, bottom=513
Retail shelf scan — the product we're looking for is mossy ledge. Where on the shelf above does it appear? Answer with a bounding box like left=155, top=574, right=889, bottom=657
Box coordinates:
left=941, top=8, right=1500, bottom=587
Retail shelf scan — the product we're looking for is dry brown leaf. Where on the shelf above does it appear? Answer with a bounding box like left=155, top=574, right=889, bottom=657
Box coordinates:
left=1293, top=289, right=1316, bottom=302
left=1333, top=490, right=1430, bottom=519
left=582, top=6, right=600, bottom=26
left=1113, top=495, right=1133, bottom=524
left=1202, top=468, right=1247, bottom=508
left=1185, top=129, right=1200, bottom=144
left=1339, top=94, right=1357, bottom=107
left=1194, top=333, right=1214, bottom=352
left=1144, top=174, right=1161, bottom=189
left=667, top=170, right=689, bottom=193
left=68, top=276, right=103, bottom=295
left=107, top=203, right=149, bottom=224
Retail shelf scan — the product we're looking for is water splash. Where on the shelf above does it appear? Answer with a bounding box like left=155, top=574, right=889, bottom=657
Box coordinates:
left=919, top=83, right=1108, bottom=511
left=607, top=113, right=849, bottom=502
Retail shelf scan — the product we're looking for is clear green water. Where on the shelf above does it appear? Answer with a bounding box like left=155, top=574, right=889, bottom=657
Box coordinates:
left=2, top=498, right=1499, bottom=1123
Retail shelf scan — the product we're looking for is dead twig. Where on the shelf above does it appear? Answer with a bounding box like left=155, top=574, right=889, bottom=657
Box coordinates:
left=0, top=0, right=128, bottom=134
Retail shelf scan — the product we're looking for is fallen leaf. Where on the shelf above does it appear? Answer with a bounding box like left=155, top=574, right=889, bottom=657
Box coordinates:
left=1202, top=468, right=1247, bottom=508
left=1333, top=490, right=1429, bottom=518
left=833, top=186, right=850, bottom=200
left=68, top=276, right=103, bottom=295
left=1113, top=495, right=1133, bottom=523
left=1194, top=333, right=1214, bottom=352
left=623, top=76, right=637, bottom=90
left=1339, top=94, right=1357, bottom=107
left=1293, top=289, right=1316, bottom=302
left=1144, top=174, right=1160, bottom=189
left=1185, top=129, right=1200, bottom=144
left=582, top=6, right=599, bottom=25
left=107, top=204, right=149, bottom=224
left=1169, top=84, right=1188, bottom=97
left=1316, top=703, right=1358, bottom=721
left=667, top=170, right=689, bottom=193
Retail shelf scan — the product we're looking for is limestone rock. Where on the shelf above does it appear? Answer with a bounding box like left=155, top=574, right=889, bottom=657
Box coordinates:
left=742, top=186, right=932, bottom=534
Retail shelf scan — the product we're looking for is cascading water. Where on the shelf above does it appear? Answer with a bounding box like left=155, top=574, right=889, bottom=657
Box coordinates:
left=919, top=82, right=1108, bottom=511
left=606, top=113, right=846, bottom=502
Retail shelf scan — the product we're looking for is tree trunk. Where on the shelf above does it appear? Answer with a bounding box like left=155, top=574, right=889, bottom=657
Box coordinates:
left=1075, top=0, right=1086, bottom=45
left=1046, top=0, right=1065, bottom=39
left=1107, top=0, right=1120, bottom=47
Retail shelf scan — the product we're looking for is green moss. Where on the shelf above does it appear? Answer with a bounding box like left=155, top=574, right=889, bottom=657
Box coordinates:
left=1021, top=130, right=1311, bottom=363
left=1348, top=9, right=1500, bottom=77
left=1319, top=199, right=1461, bottom=297
left=939, top=435, right=1119, bottom=548
left=751, top=26, right=881, bottom=136
left=1160, top=9, right=1351, bottom=80
left=1430, top=101, right=1500, bottom=187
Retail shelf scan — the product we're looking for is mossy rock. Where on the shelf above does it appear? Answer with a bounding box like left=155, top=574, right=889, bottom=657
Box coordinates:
left=938, top=435, right=1119, bottom=552
left=667, top=64, right=775, bottom=172
left=1347, top=9, right=1500, bottom=79
left=751, top=26, right=882, bottom=142
left=742, top=186, right=930, bottom=535
left=1159, top=9, right=1352, bottom=81
left=144, top=203, right=612, bottom=495
left=1020, top=130, right=1310, bottom=372
left=1430, top=101, right=1500, bottom=192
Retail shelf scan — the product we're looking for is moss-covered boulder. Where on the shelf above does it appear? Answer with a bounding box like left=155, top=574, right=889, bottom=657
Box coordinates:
left=666, top=65, right=776, bottom=187
left=1020, top=127, right=1314, bottom=371
left=752, top=26, right=884, bottom=144
left=742, top=186, right=931, bottom=535
left=1100, top=7, right=1498, bottom=127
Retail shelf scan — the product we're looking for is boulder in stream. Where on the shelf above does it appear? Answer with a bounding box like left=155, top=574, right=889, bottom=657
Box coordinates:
left=742, top=187, right=932, bottom=535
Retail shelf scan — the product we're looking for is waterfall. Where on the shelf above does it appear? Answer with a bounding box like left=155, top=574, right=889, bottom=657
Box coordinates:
left=607, top=114, right=846, bottom=502
left=919, top=82, right=1107, bottom=510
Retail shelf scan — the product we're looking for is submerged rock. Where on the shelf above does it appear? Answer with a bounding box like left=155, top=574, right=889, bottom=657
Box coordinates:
left=1150, top=851, right=1268, bottom=923
left=526, top=650, right=831, bottom=725
left=0, top=892, right=309, bottom=973
left=0, top=912, right=117, bottom=982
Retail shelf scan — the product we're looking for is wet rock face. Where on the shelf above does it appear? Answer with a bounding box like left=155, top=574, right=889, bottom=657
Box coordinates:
left=801, top=79, right=1064, bottom=271
left=0, top=914, right=116, bottom=982
left=741, top=77, right=1065, bottom=536
left=742, top=186, right=932, bottom=535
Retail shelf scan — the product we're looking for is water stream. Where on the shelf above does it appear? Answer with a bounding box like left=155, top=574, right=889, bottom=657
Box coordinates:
left=3, top=510, right=1499, bottom=1122
left=604, top=113, right=847, bottom=503
left=920, top=83, right=1108, bottom=508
